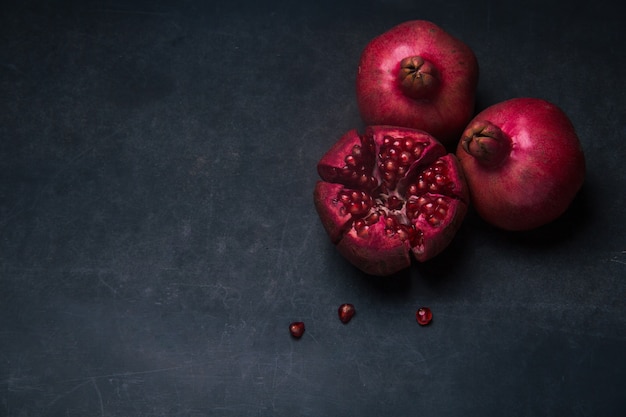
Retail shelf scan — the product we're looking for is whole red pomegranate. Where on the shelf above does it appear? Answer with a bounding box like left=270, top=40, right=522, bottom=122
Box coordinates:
left=314, top=126, right=468, bottom=276
left=356, top=20, right=479, bottom=145
left=456, top=98, right=586, bottom=231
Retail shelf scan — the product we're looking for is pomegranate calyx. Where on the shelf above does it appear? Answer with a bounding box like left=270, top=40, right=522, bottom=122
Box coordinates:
left=460, top=120, right=512, bottom=168
left=398, top=56, right=440, bottom=100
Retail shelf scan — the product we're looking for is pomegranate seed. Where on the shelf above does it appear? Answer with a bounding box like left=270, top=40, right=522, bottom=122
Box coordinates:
left=354, top=220, right=369, bottom=237
left=338, top=303, right=356, bottom=323
left=416, top=307, right=433, bottom=326
left=399, top=150, right=412, bottom=164
left=365, top=211, right=379, bottom=225
left=427, top=216, right=441, bottom=226
left=289, top=321, right=305, bottom=338
left=386, top=195, right=403, bottom=210
left=384, top=159, right=397, bottom=172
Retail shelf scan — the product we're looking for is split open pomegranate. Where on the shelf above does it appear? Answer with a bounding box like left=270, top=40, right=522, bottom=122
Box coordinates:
left=314, top=126, right=468, bottom=276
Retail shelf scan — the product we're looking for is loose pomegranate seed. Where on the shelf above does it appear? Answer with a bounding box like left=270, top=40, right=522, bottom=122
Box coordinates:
left=416, top=307, right=433, bottom=326
left=338, top=303, right=356, bottom=323
left=289, top=321, right=305, bottom=338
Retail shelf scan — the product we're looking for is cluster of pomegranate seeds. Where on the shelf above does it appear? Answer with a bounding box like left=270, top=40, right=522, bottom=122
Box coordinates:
left=337, top=190, right=373, bottom=218
left=382, top=215, right=420, bottom=245
left=377, top=135, right=427, bottom=190
left=289, top=322, right=305, bottom=338
left=406, top=194, right=451, bottom=226
left=338, top=303, right=356, bottom=323
left=315, top=126, right=470, bottom=277
left=409, top=158, right=455, bottom=194
left=353, top=211, right=381, bottom=237
left=337, top=142, right=378, bottom=189
left=330, top=138, right=459, bottom=250
left=416, top=307, right=433, bottom=326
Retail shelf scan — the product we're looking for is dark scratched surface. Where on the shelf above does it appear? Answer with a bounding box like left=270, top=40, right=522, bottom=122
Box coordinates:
left=1, top=0, right=625, bottom=416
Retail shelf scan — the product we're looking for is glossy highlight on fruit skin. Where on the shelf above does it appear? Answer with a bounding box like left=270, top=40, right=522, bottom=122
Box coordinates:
left=314, top=126, right=469, bottom=276
left=456, top=97, right=586, bottom=231
left=356, top=20, right=479, bottom=146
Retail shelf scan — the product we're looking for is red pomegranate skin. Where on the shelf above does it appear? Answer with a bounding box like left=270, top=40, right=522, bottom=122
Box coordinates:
left=314, top=126, right=468, bottom=276
left=356, top=20, right=479, bottom=146
left=456, top=98, right=586, bottom=231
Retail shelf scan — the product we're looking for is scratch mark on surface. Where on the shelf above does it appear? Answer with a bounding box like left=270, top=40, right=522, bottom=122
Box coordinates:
left=273, top=208, right=292, bottom=279
left=295, top=217, right=317, bottom=259
left=271, top=356, right=279, bottom=391
left=98, top=276, right=117, bottom=296
left=47, top=379, right=91, bottom=408
left=172, top=282, right=241, bottom=308
left=354, top=359, right=366, bottom=387
left=609, top=251, right=626, bottom=265
left=61, top=365, right=188, bottom=384
left=0, top=143, right=93, bottom=230
left=306, top=330, right=321, bottom=347
left=91, top=378, right=105, bottom=417
left=89, top=8, right=172, bottom=16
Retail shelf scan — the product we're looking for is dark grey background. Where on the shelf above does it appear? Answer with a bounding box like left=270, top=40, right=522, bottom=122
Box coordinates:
left=1, top=0, right=625, bottom=416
